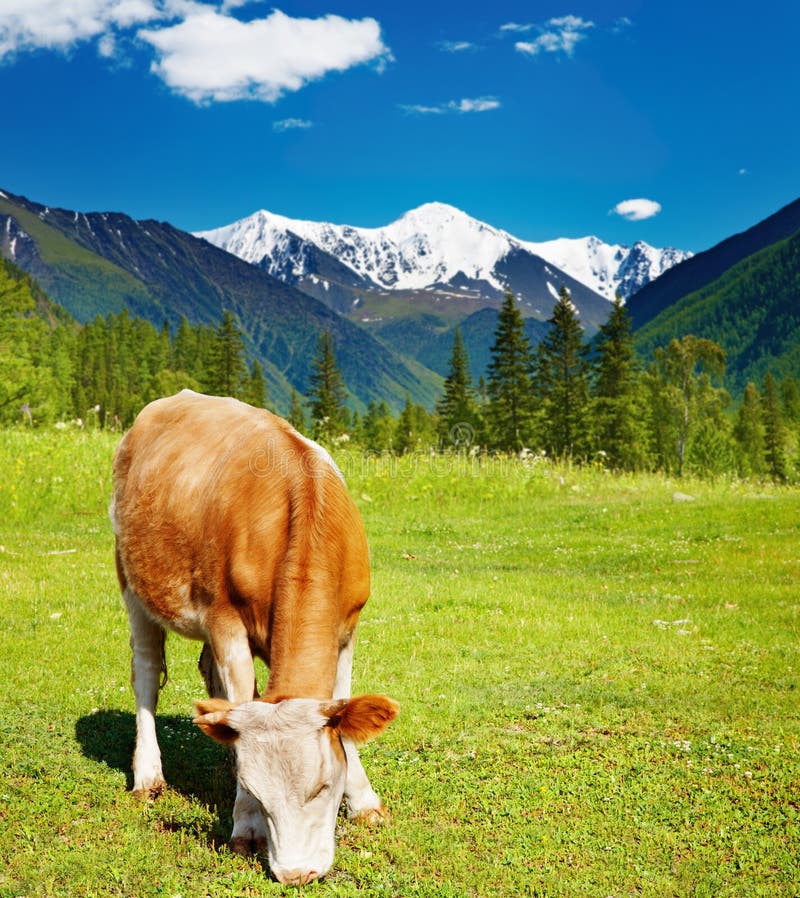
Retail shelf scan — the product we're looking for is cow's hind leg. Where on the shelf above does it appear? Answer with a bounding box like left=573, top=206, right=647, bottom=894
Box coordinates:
left=124, top=587, right=167, bottom=799
left=199, top=642, right=226, bottom=699
left=334, top=632, right=389, bottom=824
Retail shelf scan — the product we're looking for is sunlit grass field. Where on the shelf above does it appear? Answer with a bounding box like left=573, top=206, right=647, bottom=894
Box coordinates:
left=0, top=428, right=798, bottom=897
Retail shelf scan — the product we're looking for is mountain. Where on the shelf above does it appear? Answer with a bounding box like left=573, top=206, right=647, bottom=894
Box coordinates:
left=0, top=188, right=441, bottom=413
left=634, top=227, right=800, bottom=395
left=196, top=203, right=689, bottom=333
left=628, top=196, right=800, bottom=329
left=526, top=236, right=692, bottom=302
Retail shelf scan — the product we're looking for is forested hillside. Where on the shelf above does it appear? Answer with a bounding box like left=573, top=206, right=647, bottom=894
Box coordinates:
left=634, top=231, right=800, bottom=394
left=628, top=196, right=800, bottom=328
left=0, top=258, right=265, bottom=426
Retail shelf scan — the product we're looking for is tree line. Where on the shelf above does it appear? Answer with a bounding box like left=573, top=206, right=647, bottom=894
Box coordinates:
left=310, top=288, right=800, bottom=482
left=2, top=256, right=798, bottom=480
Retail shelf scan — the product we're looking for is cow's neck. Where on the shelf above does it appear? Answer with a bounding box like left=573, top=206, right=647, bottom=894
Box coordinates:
left=263, top=596, right=340, bottom=701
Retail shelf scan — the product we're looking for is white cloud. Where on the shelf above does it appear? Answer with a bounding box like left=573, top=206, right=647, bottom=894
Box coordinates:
left=97, top=32, right=117, bottom=58
left=273, top=117, right=313, bottom=132
left=499, top=22, right=535, bottom=33
left=0, top=0, right=163, bottom=59
left=400, top=96, right=500, bottom=115
left=138, top=8, right=391, bottom=104
left=0, top=2, right=391, bottom=107
left=438, top=40, right=475, bottom=52
left=502, top=14, right=594, bottom=57
left=514, top=14, right=594, bottom=57
left=611, top=198, right=662, bottom=221
left=456, top=97, right=500, bottom=112
left=738, top=167, right=749, bottom=176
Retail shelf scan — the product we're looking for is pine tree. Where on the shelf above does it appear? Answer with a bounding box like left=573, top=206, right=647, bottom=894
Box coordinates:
left=762, top=371, right=788, bottom=481
left=308, top=330, right=349, bottom=443
left=243, top=359, right=268, bottom=409
left=534, top=287, right=590, bottom=458
left=590, top=295, right=648, bottom=470
left=171, top=315, right=196, bottom=373
left=394, top=394, right=435, bottom=454
left=781, top=375, right=800, bottom=425
left=486, top=292, right=535, bottom=451
left=209, top=311, right=248, bottom=398
left=287, top=388, right=307, bottom=433
left=733, top=382, right=765, bottom=477
left=362, top=400, right=395, bottom=451
left=436, top=328, right=481, bottom=450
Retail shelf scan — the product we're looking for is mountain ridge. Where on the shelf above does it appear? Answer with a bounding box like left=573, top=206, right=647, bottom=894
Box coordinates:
left=628, top=196, right=800, bottom=328
left=196, top=202, right=691, bottom=320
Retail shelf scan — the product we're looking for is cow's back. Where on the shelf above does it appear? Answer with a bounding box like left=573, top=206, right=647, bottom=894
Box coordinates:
left=112, top=390, right=370, bottom=696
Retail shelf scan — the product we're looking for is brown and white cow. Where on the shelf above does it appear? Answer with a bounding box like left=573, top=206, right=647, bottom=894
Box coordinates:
left=110, top=390, right=398, bottom=885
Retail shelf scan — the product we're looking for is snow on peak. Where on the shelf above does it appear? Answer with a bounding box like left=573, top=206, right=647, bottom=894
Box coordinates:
left=198, top=202, right=517, bottom=291
left=525, top=235, right=692, bottom=301
left=196, top=204, right=690, bottom=300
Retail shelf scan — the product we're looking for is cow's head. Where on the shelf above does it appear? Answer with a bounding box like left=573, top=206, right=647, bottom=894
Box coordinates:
left=193, top=694, right=398, bottom=884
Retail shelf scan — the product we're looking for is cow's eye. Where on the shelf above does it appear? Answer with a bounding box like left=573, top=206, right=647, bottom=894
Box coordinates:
left=306, top=782, right=329, bottom=803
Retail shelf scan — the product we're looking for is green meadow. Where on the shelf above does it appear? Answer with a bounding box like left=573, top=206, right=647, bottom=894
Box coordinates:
left=0, top=428, right=797, bottom=897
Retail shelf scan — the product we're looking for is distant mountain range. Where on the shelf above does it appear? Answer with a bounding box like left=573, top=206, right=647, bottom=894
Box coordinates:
left=196, top=202, right=690, bottom=329
left=0, top=188, right=440, bottom=412
left=2, top=184, right=798, bottom=408
left=195, top=203, right=690, bottom=386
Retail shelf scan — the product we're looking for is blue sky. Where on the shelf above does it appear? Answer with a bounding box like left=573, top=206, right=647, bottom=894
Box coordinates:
left=1, top=1, right=798, bottom=252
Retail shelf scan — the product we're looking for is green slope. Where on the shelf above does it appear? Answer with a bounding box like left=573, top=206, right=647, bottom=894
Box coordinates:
left=634, top=229, right=800, bottom=394
left=0, top=196, right=153, bottom=319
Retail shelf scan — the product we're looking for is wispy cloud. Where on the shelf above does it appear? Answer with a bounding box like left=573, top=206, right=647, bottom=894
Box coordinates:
left=438, top=40, right=476, bottom=53
left=499, top=22, right=535, bottom=34
left=0, top=2, right=391, bottom=106
left=273, top=117, right=313, bottom=132
left=611, top=198, right=662, bottom=221
left=513, top=14, right=594, bottom=57
left=400, top=96, right=500, bottom=115
left=611, top=16, right=633, bottom=33
left=738, top=167, right=749, bottom=176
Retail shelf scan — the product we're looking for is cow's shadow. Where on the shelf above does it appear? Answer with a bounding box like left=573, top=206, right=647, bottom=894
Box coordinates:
left=75, top=709, right=236, bottom=849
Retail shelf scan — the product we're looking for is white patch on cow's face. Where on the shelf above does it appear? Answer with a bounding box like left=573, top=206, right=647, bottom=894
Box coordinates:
left=223, top=700, right=347, bottom=883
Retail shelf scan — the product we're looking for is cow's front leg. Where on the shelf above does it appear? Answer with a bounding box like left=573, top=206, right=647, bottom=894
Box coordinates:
left=334, top=632, right=390, bottom=823
left=124, top=586, right=167, bottom=799
left=207, top=621, right=266, bottom=855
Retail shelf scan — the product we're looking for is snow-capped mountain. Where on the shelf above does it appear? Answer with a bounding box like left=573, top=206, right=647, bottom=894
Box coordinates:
left=198, top=202, right=522, bottom=293
left=524, top=236, right=692, bottom=302
left=195, top=203, right=690, bottom=332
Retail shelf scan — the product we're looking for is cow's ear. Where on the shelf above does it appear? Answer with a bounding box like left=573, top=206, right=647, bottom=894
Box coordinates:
left=193, top=698, right=239, bottom=744
left=324, top=694, right=399, bottom=745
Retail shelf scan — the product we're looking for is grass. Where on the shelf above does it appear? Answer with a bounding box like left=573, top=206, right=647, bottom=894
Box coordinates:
left=0, top=428, right=798, bottom=897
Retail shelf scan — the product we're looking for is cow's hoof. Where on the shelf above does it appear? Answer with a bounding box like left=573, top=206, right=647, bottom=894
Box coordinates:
left=132, top=780, right=165, bottom=801
left=230, top=835, right=268, bottom=856
left=351, top=803, right=390, bottom=826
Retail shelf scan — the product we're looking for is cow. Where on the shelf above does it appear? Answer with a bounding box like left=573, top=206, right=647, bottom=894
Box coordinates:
left=110, top=390, right=398, bottom=886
